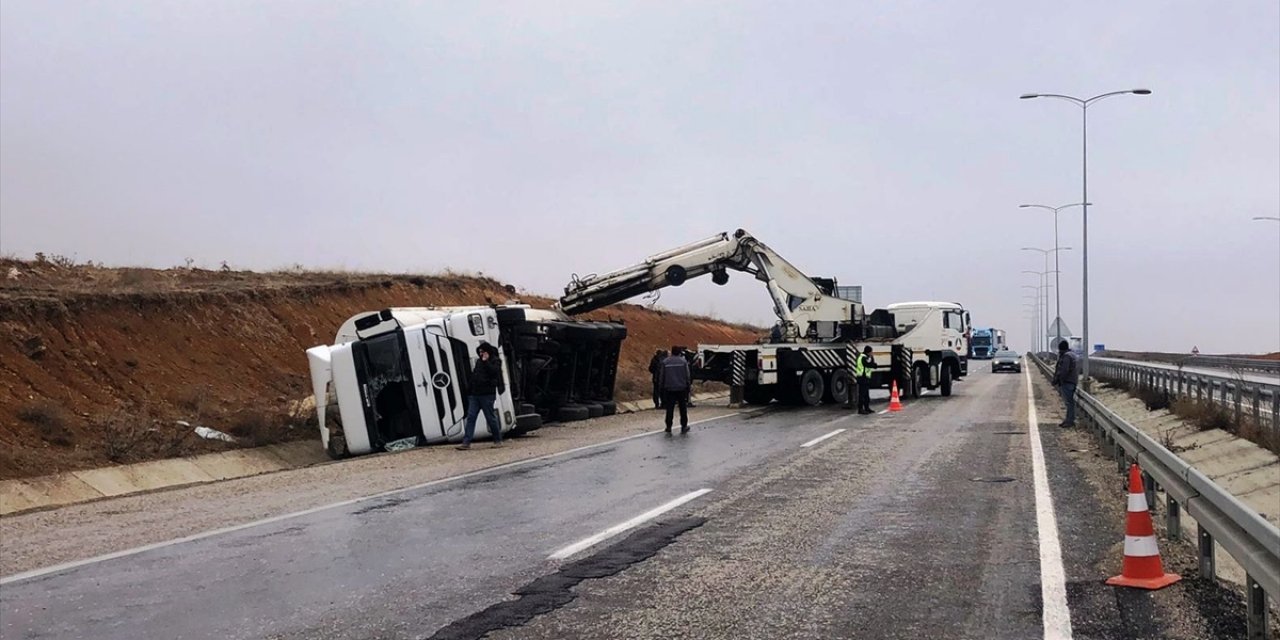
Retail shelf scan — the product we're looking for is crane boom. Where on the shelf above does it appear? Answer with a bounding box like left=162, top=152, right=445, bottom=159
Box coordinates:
left=559, top=229, right=867, bottom=342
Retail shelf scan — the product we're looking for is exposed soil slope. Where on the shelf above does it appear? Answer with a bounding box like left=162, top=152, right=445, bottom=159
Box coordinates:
left=0, top=259, right=759, bottom=479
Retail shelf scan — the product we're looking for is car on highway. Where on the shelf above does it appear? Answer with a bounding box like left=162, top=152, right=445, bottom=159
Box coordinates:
left=990, top=349, right=1022, bottom=373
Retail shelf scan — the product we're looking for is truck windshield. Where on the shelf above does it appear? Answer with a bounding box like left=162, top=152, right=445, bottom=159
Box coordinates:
left=972, top=336, right=991, bottom=346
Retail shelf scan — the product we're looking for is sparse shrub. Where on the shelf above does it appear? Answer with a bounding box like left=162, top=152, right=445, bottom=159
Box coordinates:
left=1171, top=397, right=1234, bottom=433
left=221, top=409, right=297, bottom=447
left=409, top=275, right=428, bottom=287
left=1134, top=386, right=1170, bottom=411
left=117, top=268, right=149, bottom=287
left=17, top=400, right=75, bottom=446
left=96, top=409, right=205, bottom=463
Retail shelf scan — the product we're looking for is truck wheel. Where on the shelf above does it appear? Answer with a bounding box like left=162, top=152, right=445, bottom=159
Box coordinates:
left=742, top=383, right=775, bottom=405
left=910, top=364, right=926, bottom=399
left=556, top=404, right=590, bottom=422
left=941, top=364, right=954, bottom=397
left=825, top=370, right=851, bottom=405
left=584, top=403, right=605, bottom=418
left=799, top=369, right=825, bottom=407
left=598, top=400, right=617, bottom=416
left=510, top=413, right=543, bottom=436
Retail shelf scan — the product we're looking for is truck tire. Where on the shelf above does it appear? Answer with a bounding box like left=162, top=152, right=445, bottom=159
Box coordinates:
left=940, top=364, right=954, bottom=397
left=556, top=404, right=590, bottom=422
left=510, top=413, right=542, bottom=436
left=518, top=402, right=537, bottom=416
left=825, top=370, right=851, bottom=405
left=909, top=364, right=926, bottom=399
left=584, top=403, right=605, bottom=418
left=743, top=383, right=775, bottom=405
left=598, top=400, right=617, bottom=416
left=799, top=369, right=825, bottom=407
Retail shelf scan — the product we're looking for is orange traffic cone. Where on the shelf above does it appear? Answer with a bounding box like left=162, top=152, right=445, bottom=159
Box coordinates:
left=888, top=381, right=903, bottom=412
left=1106, top=464, right=1181, bottom=590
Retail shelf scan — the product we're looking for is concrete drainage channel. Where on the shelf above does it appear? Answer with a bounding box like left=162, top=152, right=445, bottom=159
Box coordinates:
left=1028, top=353, right=1280, bottom=638
left=0, top=392, right=728, bottom=517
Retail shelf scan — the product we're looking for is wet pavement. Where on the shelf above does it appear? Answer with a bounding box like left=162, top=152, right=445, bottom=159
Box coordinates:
left=0, top=370, right=1245, bottom=639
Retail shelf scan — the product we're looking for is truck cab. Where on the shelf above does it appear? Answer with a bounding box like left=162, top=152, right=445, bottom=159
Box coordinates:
left=885, top=301, right=970, bottom=395
left=306, top=307, right=520, bottom=458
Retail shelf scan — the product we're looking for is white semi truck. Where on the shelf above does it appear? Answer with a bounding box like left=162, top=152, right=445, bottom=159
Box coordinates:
left=559, top=229, right=969, bottom=406
left=307, top=305, right=625, bottom=458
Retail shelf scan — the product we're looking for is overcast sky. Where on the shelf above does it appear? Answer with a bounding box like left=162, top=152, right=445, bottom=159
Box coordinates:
left=2, top=1, right=1277, bottom=353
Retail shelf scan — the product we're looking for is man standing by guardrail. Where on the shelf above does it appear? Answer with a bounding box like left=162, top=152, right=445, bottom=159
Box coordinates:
left=1052, top=340, right=1079, bottom=428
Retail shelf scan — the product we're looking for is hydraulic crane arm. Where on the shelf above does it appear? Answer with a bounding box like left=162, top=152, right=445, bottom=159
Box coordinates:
left=559, top=229, right=865, bottom=340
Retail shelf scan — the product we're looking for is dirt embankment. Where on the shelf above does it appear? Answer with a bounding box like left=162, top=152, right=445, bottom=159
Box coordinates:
left=0, top=259, right=760, bottom=480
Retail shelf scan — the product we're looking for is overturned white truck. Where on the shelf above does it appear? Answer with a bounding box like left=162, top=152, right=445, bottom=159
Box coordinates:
left=306, top=305, right=625, bottom=458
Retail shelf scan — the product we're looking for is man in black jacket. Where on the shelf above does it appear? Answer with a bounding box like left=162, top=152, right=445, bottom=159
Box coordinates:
left=648, top=349, right=666, bottom=409
left=458, top=343, right=505, bottom=450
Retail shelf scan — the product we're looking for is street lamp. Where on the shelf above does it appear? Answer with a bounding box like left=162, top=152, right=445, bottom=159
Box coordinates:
left=1020, top=203, right=1087, bottom=338
left=1021, top=88, right=1151, bottom=382
left=1022, top=246, right=1073, bottom=347
left=1023, top=271, right=1060, bottom=351
left=1022, top=286, right=1042, bottom=351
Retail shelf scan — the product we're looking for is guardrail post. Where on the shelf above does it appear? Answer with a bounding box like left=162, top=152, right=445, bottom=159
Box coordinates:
left=1251, top=386, right=1261, bottom=429
left=1246, top=573, right=1268, bottom=640
left=1152, top=471, right=1162, bottom=514
left=1115, top=441, right=1126, bottom=472
left=1234, top=382, right=1243, bottom=426
left=1166, top=497, right=1181, bottom=540
left=1198, top=527, right=1216, bottom=579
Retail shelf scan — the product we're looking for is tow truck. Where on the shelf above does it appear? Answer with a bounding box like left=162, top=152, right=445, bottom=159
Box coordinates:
left=559, top=229, right=969, bottom=406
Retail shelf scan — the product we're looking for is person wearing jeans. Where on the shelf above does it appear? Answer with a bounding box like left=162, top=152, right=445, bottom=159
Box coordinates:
left=458, top=343, right=504, bottom=450
left=1052, top=340, right=1079, bottom=428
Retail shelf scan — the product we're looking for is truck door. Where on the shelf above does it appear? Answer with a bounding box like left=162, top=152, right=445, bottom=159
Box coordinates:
left=406, top=326, right=470, bottom=441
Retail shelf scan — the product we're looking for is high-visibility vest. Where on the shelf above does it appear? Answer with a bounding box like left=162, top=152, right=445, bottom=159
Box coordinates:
left=854, top=354, right=870, bottom=378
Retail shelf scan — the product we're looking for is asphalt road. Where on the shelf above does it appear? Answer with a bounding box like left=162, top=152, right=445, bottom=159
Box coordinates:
left=0, top=368, right=1239, bottom=639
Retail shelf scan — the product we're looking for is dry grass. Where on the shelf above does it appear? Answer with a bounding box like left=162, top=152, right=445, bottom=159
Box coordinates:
left=17, top=401, right=75, bottom=447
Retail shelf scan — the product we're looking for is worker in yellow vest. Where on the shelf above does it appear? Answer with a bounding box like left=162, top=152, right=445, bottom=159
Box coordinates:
left=853, top=346, right=877, bottom=414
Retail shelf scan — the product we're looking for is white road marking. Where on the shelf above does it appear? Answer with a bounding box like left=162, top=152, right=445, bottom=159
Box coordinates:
left=548, top=488, right=713, bottom=560
left=877, top=408, right=889, bottom=414
left=1, top=412, right=745, bottom=585
left=1024, top=366, right=1073, bottom=639
left=800, top=429, right=846, bottom=448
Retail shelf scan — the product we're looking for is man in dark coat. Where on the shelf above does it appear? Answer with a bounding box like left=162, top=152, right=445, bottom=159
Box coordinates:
left=458, top=343, right=505, bottom=450
left=648, top=349, right=667, bottom=408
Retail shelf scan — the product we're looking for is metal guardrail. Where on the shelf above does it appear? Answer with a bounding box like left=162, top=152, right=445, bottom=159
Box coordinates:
left=1100, top=351, right=1280, bottom=375
left=1030, top=354, right=1279, bottom=639
left=1090, top=357, right=1279, bottom=431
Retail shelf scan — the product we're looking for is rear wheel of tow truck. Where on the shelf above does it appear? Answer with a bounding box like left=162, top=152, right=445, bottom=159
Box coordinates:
left=742, top=383, right=775, bottom=405
left=583, top=403, right=605, bottom=418
left=799, top=369, right=825, bottom=407
left=825, top=369, right=851, bottom=405
left=556, top=404, right=591, bottom=422
left=940, top=364, right=954, bottom=397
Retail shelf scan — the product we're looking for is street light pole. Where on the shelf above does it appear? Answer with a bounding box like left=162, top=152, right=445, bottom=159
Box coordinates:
left=1022, top=246, right=1072, bottom=348
left=1022, top=286, right=1042, bottom=351
left=1020, top=203, right=1087, bottom=343
left=1021, top=88, right=1150, bottom=383
left=1024, top=271, right=1059, bottom=350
